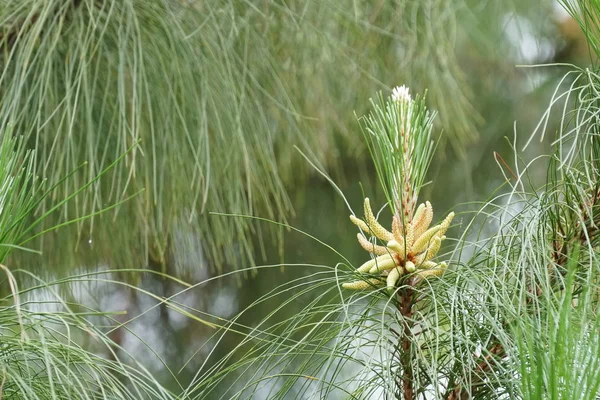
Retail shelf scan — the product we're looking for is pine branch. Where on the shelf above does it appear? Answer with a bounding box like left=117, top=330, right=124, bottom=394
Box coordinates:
left=397, top=278, right=417, bottom=400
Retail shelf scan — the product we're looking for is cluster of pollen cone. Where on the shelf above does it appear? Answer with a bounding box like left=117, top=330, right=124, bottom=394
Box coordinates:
left=343, top=198, right=454, bottom=291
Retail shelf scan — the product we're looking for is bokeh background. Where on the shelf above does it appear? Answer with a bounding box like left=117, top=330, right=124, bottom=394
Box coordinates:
left=0, top=0, right=589, bottom=393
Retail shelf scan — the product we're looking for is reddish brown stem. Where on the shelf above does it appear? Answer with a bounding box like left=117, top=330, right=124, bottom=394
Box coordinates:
left=397, top=280, right=416, bottom=400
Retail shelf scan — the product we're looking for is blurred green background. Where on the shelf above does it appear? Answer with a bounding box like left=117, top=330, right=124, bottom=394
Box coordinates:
left=0, top=0, right=588, bottom=392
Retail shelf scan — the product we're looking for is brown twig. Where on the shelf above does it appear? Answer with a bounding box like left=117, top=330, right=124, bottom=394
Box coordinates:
left=397, top=278, right=417, bottom=400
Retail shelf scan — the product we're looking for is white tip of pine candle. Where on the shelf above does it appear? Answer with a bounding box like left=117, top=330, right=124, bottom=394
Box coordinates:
left=391, top=85, right=411, bottom=103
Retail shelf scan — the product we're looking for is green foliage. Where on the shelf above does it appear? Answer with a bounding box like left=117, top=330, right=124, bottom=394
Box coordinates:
left=360, top=89, right=436, bottom=216
left=516, top=254, right=600, bottom=400
left=0, top=133, right=41, bottom=262
left=0, top=270, right=177, bottom=400
left=0, top=132, right=180, bottom=398
left=0, top=1, right=592, bottom=399
left=0, top=0, right=558, bottom=274
left=560, top=0, right=600, bottom=60
left=0, top=0, right=299, bottom=271
left=181, top=64, right=600, bottom=400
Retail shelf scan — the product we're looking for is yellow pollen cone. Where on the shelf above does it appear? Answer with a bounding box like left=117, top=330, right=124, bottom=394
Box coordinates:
left=422, top=236, right=443, bottom=262
left=412, top=203, right=426, bottom=223
left=350, top=215, right=370, bottom=232
left=405, top=222, right=415, bottom=248
left=416, top=262, right=447, bottom=278
left=369, top=256, right=397, bottom=274
left=386, top=267, right=403, bottom=291
left=364, top=198, right=394, bottom=241
left=437, top=212, right=455, bottom=237
left=357, top=233, right=388, bottom=255
left=413, top=201, right=433, bottom=239
left=386, top=239, right=406, bottom=259
left=346, top=196, right=454, bottom=291
left=357, top=253, right=394, bottom=272
left=342, top=278, right=384, bottom=290
left=412, top=225, right=442, bottom=253
left=416, top=260, right=437, bottom=270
